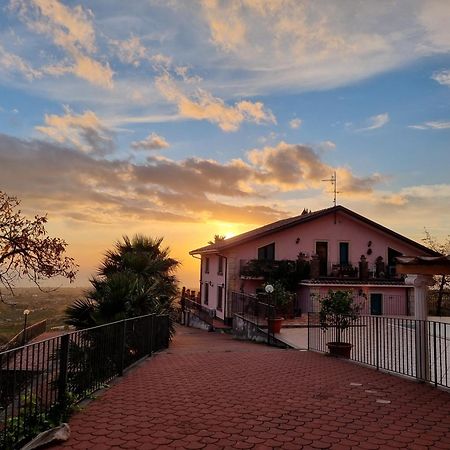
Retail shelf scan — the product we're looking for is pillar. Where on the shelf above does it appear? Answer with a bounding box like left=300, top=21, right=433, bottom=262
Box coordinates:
left=405, top=274, right=434, bottom=382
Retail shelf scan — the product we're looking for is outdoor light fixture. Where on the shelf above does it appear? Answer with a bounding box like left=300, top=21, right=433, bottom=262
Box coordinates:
left=22, top=309, right=31, bottom=346
left=265, top=284, right=274, bottom=294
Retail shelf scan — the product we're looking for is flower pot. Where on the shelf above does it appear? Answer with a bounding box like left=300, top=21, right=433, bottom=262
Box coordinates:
left=327, top=342, right=352, bottom=358
left=268, top=317, right=284, bottom=334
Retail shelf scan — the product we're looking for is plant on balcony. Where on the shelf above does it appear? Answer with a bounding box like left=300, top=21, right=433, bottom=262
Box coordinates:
left=319, top=290, right=362, bottom=358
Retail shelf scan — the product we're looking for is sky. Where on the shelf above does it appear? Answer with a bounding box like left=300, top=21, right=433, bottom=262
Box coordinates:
left=0, top=0, right=449, bottom=289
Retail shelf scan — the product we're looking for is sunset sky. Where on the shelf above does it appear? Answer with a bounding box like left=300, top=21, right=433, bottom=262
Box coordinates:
left=0, top=0, right=449, bottom=288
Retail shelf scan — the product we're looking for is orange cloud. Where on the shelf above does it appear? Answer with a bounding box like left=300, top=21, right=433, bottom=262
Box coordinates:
left=155, top=73, right=276, bottom=131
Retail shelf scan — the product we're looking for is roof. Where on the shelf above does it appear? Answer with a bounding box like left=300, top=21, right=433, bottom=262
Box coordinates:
left=190, top=205, right=440, bottom=256
left=396, top=255, right=450, bottom=275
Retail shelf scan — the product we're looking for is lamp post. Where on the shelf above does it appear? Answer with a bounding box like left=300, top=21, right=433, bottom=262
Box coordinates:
left=265, top=284, right=274, bottom=344
left=22, top=309, right=30, bottom=346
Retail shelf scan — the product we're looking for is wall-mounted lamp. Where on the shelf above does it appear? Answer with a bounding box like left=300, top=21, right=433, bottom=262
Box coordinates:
left=209, top=281, right=213, bottom=287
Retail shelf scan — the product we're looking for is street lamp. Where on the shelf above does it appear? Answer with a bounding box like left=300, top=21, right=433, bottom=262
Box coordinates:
left=22, top=309, right=30, bottom=346
left=265, top=284, right=274, bottom=344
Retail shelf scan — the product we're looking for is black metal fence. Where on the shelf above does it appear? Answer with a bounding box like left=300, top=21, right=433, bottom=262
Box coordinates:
left=308, top=313, right=450, bottom=389
left=181, top=297, right=215, bottom=329
left=0, top=314, right=170, bottom=449
left=230, top=291, right=287, bottom=346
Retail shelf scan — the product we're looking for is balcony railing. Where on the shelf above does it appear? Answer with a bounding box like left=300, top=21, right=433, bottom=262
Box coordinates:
left=239, top=259, right=310, bottom=280
left=321, top=261, right=404, bottom=281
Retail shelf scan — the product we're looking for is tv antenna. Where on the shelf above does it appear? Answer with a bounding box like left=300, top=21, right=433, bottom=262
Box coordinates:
left=322, top=171, right=339, bottom=207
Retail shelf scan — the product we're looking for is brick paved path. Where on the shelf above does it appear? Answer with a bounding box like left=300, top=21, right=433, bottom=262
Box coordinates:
left=56, top=326, right=450, bottom=449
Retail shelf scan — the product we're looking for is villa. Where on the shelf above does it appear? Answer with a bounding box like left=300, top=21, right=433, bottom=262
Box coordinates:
left=189, top=205, right=439, bottom=323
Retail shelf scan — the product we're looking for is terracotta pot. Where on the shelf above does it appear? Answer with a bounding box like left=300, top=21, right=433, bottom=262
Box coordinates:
left=327, top=342, right=352, bottom=358
left=268, top=317, right=284, bottom=334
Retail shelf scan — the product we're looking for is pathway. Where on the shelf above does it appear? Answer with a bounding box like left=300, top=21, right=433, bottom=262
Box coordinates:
left=55, top=326, right=450, bottom=449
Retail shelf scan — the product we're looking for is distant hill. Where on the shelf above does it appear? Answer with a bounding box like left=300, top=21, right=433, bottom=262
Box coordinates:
left=0, top=287, right=86, bottom=345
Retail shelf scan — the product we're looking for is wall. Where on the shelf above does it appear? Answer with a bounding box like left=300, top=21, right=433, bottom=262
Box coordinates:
left=200, top=254, right=226, bottom=320
left=299, top=284, right=411, bottom=316
left=222, top=210, right=430, bottom=276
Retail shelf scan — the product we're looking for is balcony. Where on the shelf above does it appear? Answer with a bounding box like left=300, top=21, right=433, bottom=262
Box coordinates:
left=239, top=259, right=310, bottom=281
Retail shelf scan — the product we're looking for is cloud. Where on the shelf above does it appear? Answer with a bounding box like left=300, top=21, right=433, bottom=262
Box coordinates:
left=35, top=107, right=115, bottom=155
left=0, top=44, right=42, bottom=80
left=247, top=141, right=382, bottom=195
left=431, top=70, right=450, bottom=87
left=289, top=118, right=302, bottom=129
left=409, top=121, right=450, bottom=130
left=109, top=36, right=148, bottom=67
left=357, top=113, right=389, bottom=131
left=10, top=0, right=114, bottom=88
left=155, top=72, right=276, bottom=132
left=0, top=133, right=383, bottom=227
left=131, top=133, right=169, bottom=150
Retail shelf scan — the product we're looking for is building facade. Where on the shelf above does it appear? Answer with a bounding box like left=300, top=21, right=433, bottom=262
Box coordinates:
left=190, top=206, right=438, bottom=322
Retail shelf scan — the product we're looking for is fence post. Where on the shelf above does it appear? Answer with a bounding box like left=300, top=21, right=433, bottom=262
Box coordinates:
left=375, top=316, right=380, bottom=370
left=433, top=321, right=437, bottom=387
left=58, top=334, right=70, bottom=416
left=148, top=314, right=154, bottom=356
left=119, top=320, right=127, bottom=376
left=307, top=313, right=310, bottom=350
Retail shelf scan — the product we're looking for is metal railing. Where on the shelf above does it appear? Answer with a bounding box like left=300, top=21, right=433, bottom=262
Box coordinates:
left=0, top=314, right=170, bottom=449
left=230, top=291, right=287, bottom=346
left=1, top=320, right=47, bottom=352
left=308, top=313, right=450, bottom=389
left=181, top=297, right=215, bottom=329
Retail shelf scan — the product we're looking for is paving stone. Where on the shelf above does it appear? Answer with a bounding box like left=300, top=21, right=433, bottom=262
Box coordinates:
left=52, top=325, right=450, bottom=450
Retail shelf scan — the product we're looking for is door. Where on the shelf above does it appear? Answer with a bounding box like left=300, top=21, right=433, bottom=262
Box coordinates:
left=339, top=242, right=349, bottom=266
left=316, top=242, right=328, bottom=276
left=370, top=293, right=383, bottom=315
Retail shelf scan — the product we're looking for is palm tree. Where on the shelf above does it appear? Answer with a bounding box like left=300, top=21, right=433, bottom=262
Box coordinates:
left=66, top=235, right=179, bottom=328
left=208, top=234, right=226, bottom=245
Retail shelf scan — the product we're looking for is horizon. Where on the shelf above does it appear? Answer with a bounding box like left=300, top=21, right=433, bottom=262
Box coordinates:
left=0, top=1, right=449, bottom=288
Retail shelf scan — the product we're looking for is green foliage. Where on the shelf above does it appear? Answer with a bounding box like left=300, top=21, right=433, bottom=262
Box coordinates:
left=0, top=393, right=77, bottom=449
left=65, top=235, right=179, bottom=332
left=319, top=290, right=362, bottom=343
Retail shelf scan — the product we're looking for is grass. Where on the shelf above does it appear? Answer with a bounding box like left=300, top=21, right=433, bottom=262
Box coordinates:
left=0, top=287, right=86, bottom=345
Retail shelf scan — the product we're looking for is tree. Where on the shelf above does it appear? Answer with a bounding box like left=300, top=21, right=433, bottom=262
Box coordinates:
left=0, top=191, right=77, bottom=299
left=66, top=235, right=179, bottom=328
left=423, top=229, right=450, bottom=316
left=208, top=234, right=226, bottom=245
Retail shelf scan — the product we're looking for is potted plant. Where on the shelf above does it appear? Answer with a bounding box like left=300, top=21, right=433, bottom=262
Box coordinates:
left=265, top=281, right=294, bottom=333
left=319, top=290, right=362, bottom=358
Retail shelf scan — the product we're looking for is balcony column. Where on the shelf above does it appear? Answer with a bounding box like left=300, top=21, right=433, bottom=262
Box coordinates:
left=405, top=274, right=434, bottom=382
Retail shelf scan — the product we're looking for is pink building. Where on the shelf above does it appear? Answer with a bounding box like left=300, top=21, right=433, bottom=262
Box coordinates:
left=189, top=205, right=438, bottom=323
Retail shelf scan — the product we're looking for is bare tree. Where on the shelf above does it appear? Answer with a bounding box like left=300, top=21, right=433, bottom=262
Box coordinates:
left=423, top=229, right=450, bottom=316
left=0, top=191, right=78, bottom=299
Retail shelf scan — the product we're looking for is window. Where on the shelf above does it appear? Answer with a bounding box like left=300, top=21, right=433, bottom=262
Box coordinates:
left=218, top=256, right=224, bottom=275
left=204, top=283, right=209, bottom=305
left=204, top=257, right=210, bottom=274
left=339, top=242, right=349, bottom=265
left=258, top=243, right=275, bottom=260
left=217, top=285, right=223, bottom=311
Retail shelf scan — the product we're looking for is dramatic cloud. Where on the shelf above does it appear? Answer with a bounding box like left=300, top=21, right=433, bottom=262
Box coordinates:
left=155, top=73, right=276, bottom=131
left=0, top=133, right=383, bottom=227
left=289, top=118, right=302, bottom=129
left=357, top=113, right=389, bottom=132
left=10, top=0, right=114, bottom=88
left=247, top=142, right=382, bottom=195
left=431, top=70, right=450, bottom=87
left=409, top=121, right=450, bottom=130
left=36, top=107, right=115, bottom=155
left=131, top=133, right=169, bottom=151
